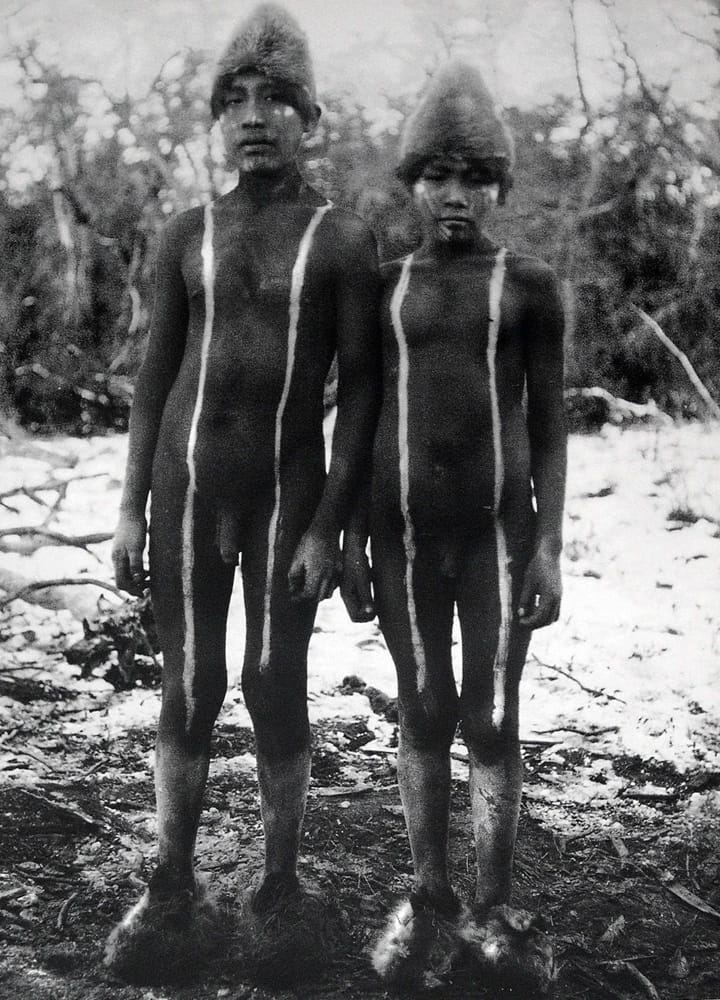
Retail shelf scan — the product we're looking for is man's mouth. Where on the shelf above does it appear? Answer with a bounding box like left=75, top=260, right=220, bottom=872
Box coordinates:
left=239, top=139, right=275, bottom=152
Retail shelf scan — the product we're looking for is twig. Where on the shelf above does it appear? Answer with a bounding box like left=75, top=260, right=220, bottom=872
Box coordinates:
left=56, top=891, right=79, bottom=930
left=3, top=745, right=58, bottom=773
left=0, top=576, right=124, bottom=609
left=535, top=725, right=620, bottom=736
left=13, top=787, right=99, bottom=830
left=606, top=960, right=660, bottom=999
left=633, top=307, right=720, bottom=419
left=530, top=654, right=627, bottom=704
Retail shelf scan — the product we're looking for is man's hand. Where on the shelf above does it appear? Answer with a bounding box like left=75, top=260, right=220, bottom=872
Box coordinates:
left=517, top=543, right=562, bottom=629
left=340, top=544, right=375, bottom=622
left=112, top=512, right=148, bottom=596
left=288, top=528, right=341, bottom=603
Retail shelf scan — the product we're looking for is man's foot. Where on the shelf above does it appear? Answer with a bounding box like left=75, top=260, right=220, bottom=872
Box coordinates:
left=104, top=873, right=223, bottom=985
left=249, top=871, right=301, bottom=914
left=371, top=890, right=470, bottom=990
left=236, top=877, right=338, bottom=987
left=460, top=904, right=556, bottom=995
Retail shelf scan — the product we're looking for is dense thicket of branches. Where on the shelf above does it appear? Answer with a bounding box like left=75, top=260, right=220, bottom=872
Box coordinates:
left=1, top=12, right=719, bottom=432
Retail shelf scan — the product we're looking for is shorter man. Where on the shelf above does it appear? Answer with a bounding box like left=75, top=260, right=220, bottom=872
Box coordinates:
left=343, top=61, right=566, bottom=993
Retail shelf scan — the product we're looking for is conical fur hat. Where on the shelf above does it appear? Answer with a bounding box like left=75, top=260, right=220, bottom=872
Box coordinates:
left=398, top=61, right=514, bottom=198
left=211, top=3, right=317, bottom=122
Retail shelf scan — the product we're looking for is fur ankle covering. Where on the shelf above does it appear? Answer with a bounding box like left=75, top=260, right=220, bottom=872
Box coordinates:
left=371, top=896, right=474, bottom=990
left=104, top=876, right=223, bottom=985
left=235, top=884, right=339, bottom=987
left=459, top=903, right=557, bottom=994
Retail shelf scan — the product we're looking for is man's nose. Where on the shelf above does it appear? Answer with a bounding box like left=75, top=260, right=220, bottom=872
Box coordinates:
left=241, top=97, right=265, bottom=127
left=444, top=180, right=468, bottom=206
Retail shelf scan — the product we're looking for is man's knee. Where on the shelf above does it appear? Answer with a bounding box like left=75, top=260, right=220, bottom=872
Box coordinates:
left=242, top=663, right=310, bottom=759
left=159, top=671, right=226, bottom=750
left=398, top=696, right=458, bottom=752
left=461, top=709, right=519, bottom=764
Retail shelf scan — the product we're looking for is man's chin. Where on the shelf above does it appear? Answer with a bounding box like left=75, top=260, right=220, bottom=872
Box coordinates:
left=438, top=221, right=475, bottom=243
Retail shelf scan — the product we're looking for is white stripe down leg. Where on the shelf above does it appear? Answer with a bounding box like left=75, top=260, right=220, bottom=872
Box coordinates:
left=486, top=248, right=511, bottom=730
left=181, top=202, right=215, bottom=727
left=259, top=202, right=333, bottom=671
left=390, top=254, right=429, bottom=692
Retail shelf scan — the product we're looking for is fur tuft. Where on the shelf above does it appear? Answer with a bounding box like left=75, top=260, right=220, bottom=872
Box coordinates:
left=459, top=903, right=556, bottom=995
left=234, top=884, right=339, bottom=987
left=211, top=3, right=316, bottom=122
left=398, top=60, right=514, bottom=200
left=372, top=898, right=472, bottom=990
left=104, top=878, right=224, bottom=985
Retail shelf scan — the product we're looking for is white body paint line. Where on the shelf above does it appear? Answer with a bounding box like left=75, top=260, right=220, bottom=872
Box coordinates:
left=391, top=254, right=429, bottom=692
left=486, top=248, right=510, bottom=730
left=259, top=202, right=333, bottom=671
left=181, top=202, right=215, bottom=727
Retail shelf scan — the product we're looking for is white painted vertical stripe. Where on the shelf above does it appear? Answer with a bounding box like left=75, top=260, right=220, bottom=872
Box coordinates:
left=486, top=248, right=511, bottom=730
left=181, top=202, right=215, bottom=725
left=391, top=254, right=428, bottom=691
left=260, top=202, right=333, bottom=671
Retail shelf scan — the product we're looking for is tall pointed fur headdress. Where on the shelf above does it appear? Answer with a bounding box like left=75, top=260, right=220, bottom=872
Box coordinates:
left=398, top=61, right=514, bottom=202
left=211, top=3, right=318, bottom=123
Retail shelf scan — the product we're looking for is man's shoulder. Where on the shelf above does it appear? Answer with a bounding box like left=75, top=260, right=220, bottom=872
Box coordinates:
left=506, top=251, right=558, bottom=288
left=322, top=204, right=375, bottom=244
left=162, top=205, right=205, bottom=244
left=318, top=205, right=378, bottom=270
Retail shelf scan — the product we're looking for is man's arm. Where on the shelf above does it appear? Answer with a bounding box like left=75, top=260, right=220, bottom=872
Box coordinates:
left=518, top=262, right=567, bottom=629
left=288, top=213, right=381, bottom=603
left=112, top=217, right=190, bottom=594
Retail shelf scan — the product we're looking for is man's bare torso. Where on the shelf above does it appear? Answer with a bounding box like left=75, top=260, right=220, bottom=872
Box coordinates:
left=155, top=187, right=338, bottom=508
left=372, top=251, right=552, bottom=537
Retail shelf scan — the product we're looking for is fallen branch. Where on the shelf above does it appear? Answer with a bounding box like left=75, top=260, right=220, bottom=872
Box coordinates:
left=0, top=472, right=108, bottom=506
left=530, top=654, right=627, bottom=704
left=633, top=307, right=720, bottom=419
left=0, top=570, right=123, bottom=616
left=0, top=526, right=112, bottom=558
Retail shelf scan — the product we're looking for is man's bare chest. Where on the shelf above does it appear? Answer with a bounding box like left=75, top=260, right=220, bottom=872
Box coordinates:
left=181, top=210, right=330, bottom=307
left=385, top=266, right=524, bottom=353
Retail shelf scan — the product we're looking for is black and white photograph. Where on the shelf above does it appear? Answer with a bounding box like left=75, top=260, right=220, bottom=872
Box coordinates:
left=0, top=1, right=719, bottom=997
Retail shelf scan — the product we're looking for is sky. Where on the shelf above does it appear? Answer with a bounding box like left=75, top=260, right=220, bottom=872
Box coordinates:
left=0, top=0, right=718, bottom=118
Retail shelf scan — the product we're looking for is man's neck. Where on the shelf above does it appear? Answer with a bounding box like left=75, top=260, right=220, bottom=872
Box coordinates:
left=418, top=231, right=498, bottom=262
left=229, top=166, right=305, bottom=207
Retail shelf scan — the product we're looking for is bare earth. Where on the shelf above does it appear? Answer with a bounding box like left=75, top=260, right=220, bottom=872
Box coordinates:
left=0, top=419, right=719, bottom=999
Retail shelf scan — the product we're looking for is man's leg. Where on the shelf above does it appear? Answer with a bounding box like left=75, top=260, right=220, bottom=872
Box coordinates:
left=456, top=525, right=531, bottom=913
left=239, top=496, right=318, bottom=908
left=150, top=485, right=235, bottom=892
left=105, top=473, right=235, bottom=981
left=456, top=522, right=556, bottom=992
left=372, top=526, right=459, bottom=908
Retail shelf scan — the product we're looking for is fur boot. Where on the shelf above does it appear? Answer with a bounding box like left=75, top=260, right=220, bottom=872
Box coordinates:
left=104, top=876, right=223, bottom=985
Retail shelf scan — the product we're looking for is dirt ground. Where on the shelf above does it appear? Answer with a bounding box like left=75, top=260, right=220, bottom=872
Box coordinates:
left=1, top=418, right=719, bottom=999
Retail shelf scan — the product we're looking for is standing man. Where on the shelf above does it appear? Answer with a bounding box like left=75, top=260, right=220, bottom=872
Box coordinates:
left=106, top=3, right=379, bottom=983
left=342, top=62, right=565, bottom=994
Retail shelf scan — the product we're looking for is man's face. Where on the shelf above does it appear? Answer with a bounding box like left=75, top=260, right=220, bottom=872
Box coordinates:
left=413, top=156, right=501, bottom=244
left=219, top=72, right=307, bottom=175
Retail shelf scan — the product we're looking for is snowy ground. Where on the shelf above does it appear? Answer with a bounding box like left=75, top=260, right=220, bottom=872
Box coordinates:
left=1, top=418, right=719, bottom=833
